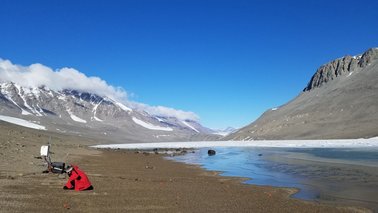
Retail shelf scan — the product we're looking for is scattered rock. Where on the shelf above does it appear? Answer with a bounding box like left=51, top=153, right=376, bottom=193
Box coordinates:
left=208, top=150, right=216, bottom=156
left=7, top=175, right=15, bottom=180
left=63, top=203, right=70, bottom=210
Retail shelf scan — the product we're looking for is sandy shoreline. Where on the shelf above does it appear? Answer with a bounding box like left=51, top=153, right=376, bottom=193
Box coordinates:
left=0, top=123, right=371, bottom=212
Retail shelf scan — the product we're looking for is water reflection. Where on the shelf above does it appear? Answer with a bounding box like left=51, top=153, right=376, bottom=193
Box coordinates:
left=168, top=147, right=378, bottom=211
left=168, top=147, right=319, bottom=200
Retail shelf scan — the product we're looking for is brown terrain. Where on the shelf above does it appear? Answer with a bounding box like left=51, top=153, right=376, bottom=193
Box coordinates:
left=0, top=121, right=370, bottom=212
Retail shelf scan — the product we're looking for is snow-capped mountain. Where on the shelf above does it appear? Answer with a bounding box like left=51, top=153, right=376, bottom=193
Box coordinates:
left=213, top=127, right=237, bottom=136
left=227, top=48, right=378, bottom=140
left=0, top=82, right=220, bottom=142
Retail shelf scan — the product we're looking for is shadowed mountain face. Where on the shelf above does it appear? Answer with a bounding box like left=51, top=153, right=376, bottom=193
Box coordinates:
left=0, top=83, right=220, bottom=143
left=227, top=48, right=378, bottom=140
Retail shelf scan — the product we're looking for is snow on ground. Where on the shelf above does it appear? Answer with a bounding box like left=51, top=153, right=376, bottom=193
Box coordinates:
left=0, top=84, right=31, bottom=115
left=93, top=138, right=378, bottom=149
left=92, top=100, right=103, bottom=122
left=213, top=132, right=230, bottom=137
left=132, top=117, right=173, bottom=131
left=182, top=121, right=199, bottom=133
left=154, top=134, right=170, bottom=138
left=14, top=84, right=42, bottom=116
left=0, top=115, right=46, bottom=130
left=93, top=116, right=103, bottom=122
left=352, top=55, right=362, bottom=60
left=115, top=102, right=132, bottom=112
left=155, top=117, right=165, bottom=122
left=66, top=109, right=87, bottom=123
left=7, top=96, right=31, bottom=115
left=58, top=95, right=66, bottom=100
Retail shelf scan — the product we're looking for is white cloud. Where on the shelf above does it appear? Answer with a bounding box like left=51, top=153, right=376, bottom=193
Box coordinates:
left=0, top=59, right=127, bottom=100
left=0, top=58, right=199, bottom=121
left=130, top=102, right=200, bottom=121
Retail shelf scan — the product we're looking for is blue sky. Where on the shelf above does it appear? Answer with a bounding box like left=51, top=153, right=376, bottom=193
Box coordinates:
left=0, top=0, right=377, bottom=129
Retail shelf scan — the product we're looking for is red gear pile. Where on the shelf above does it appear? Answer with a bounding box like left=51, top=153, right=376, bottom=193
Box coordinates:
left=64, top=165, right=92, bottom=191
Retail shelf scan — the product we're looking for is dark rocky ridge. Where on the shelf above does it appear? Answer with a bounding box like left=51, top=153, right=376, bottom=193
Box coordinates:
left=304, top=48, right=378, bottom=91
left=227, top=48, right=378, bottom=140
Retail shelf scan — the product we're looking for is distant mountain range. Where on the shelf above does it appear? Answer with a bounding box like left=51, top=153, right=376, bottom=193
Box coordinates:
left=0, top=82, right=224, bottom=142
left=227, top=48, right=378, bottom=140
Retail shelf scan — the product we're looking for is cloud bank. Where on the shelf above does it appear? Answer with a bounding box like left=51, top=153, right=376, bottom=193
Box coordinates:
left=0, top=58, right=127, bottom=100
left=0, top=58, right=199, bottom=121
left=130, top=102, right=199, bottom=121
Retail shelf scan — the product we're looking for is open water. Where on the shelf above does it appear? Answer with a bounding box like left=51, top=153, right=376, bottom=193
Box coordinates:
left=168, top=147, right=378, bottom=210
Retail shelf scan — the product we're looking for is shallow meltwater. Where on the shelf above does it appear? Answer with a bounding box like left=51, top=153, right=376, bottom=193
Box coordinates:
left=167, top=147, right=378, bottom=211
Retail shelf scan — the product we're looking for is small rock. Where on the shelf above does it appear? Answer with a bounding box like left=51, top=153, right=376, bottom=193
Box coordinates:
left=208, top=150, right=216, bottom=156
left=145, top=165, right=154, bottom=169
left=63, top=203, right=70, bottom=209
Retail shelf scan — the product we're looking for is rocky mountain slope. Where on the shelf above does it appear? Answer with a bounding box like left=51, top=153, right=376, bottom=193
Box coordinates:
left=227, top=48, right=378, bottom=140
left=0, top=82, right=220, bottom=142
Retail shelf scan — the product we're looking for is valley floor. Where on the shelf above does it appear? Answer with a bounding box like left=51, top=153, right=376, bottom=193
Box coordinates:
left=0, top=123, right=371, bottom=212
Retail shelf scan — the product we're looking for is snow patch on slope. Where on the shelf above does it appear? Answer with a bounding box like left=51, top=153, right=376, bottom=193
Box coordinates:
left=132, top=117, right=173, bottom=131
left=92, top=100, right=103, bottom=122
left=182, top=121, right=199, bottom=133
left=14, top=84, right=35, bottom=114
left=0, top=83, right=31, bottom=115
left=115, top=102, right=132, bottom=112
left=213, top=131, right=231, bottom=137
left=66, top=109, right=87, bottom=123
left=0, top=115, right=46, bottom=130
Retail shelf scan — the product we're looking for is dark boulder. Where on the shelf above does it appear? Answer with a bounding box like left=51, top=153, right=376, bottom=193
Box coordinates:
left=208, top=150, right=216, bottom=156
